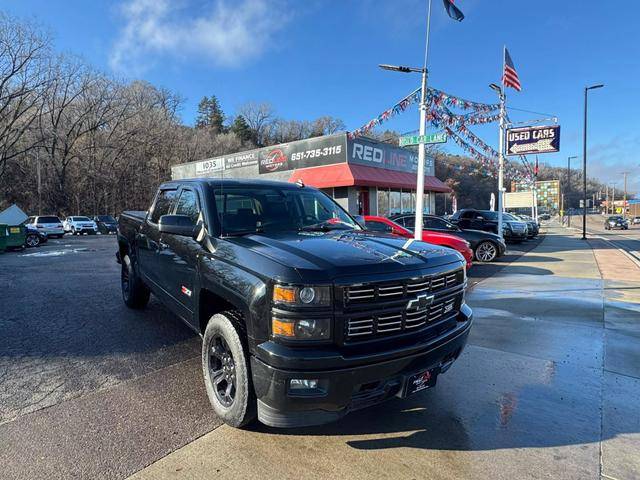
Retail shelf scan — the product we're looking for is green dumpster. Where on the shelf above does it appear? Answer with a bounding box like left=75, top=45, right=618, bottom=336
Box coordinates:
left=0, top=224, right=7, bottom=253
left=5, top=224, right=26, bottom=250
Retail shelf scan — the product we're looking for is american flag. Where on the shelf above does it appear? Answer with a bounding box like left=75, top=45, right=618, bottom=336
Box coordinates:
left=503, top=48, right=522, bottom=92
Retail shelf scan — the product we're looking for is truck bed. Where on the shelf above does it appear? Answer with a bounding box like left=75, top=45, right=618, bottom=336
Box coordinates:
left=118, top=210, right=147, bottom=246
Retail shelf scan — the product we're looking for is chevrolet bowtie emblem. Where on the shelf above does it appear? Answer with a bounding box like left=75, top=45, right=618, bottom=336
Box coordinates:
left=407, top=293, right=434, bottom=311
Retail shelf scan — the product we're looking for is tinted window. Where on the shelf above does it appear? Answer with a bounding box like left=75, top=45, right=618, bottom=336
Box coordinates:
left=174, top=189, right=200, bottom=224
left=365, top=220, right=393, bottom=233
left=97, top=215, right=116, bottom=222
left=73, top=216, right=91, bottom=222
left=403, top=216, right=415, bottom=228
left=214, top=186, right=359, bottom=235
left=430, top=217, right=451, bottom=229
left=480, top=211, right=498, bottom=221
left=39, top=216, right=60, bottom=223
left=150, top=189, right=177, bottom=224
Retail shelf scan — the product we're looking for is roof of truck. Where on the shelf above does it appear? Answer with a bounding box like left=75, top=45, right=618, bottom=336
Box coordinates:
left=160, top=178, right=308, bottom=190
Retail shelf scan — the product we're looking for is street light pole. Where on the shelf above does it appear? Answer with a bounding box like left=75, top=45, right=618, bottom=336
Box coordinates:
left=490, top=83, right=505, bottom=239
left=582, top=84, right=604, bottom=240
left=379, top=0, right=433, bottom=241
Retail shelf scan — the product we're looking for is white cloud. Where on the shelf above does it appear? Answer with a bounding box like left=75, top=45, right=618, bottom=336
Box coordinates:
left=110, top=0, right=289, bottom=74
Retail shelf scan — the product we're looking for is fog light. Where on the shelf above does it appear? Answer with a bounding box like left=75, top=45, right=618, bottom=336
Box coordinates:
left=290, top=379, right=319, bottom=390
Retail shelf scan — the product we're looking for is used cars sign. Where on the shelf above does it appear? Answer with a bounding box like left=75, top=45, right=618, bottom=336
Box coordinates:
left=506, top=125, right=560, bottom=155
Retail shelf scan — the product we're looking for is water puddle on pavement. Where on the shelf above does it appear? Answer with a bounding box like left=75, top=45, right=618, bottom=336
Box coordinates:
left=21, top=247, right=96, bottom=257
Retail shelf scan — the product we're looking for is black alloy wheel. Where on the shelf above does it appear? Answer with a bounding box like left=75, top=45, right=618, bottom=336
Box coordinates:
left=208, top=335, right=236, bottom=408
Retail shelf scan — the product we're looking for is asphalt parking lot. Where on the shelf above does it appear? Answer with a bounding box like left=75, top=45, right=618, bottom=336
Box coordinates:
left=2, top=227, right=639, bottom=479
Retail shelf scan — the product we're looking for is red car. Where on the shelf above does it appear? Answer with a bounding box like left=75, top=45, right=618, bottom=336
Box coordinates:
left=363, top=215, right=473, bottom=270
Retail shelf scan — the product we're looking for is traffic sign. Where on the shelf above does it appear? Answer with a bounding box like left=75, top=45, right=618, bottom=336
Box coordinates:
left=506, top=125, right=560, bottom=156
left=399, top=133, right=447, bottom=147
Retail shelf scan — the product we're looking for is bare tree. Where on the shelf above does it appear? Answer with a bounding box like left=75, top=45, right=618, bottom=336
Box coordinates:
left=0, top=13, right=51, bottom=177
left=236, top=101, right=274, bottom=146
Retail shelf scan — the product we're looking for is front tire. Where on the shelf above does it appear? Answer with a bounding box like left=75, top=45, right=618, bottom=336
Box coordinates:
left=202, top=312, right=256, bottom=428
left=475, top=241, right=498, bottom=262
left=121, top=254, right=150, bottom=309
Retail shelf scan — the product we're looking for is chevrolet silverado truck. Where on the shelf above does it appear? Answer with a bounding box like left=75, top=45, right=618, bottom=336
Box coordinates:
left=116, top=178, right=472, bottom=428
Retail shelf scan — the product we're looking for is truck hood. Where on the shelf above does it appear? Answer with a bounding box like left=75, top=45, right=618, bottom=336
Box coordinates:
left=225, top=230, right=463, bottom=281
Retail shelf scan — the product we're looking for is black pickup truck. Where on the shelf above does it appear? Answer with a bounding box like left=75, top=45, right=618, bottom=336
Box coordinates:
left=117, top=178, right=472, bottom=428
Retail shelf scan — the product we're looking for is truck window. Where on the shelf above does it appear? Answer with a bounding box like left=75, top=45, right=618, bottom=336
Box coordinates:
left=150, top=189, right=177, bottom=224
left=174, top=189, right=200, bottom=224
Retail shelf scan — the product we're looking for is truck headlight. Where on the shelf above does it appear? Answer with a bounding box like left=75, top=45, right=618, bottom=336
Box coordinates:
left=273, top=285, right=331, bottom=307
left=272, top=317, right=331, bottom=340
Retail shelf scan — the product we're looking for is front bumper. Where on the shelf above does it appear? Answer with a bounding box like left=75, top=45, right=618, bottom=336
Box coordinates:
left=251, top=304, right=472, bottom=428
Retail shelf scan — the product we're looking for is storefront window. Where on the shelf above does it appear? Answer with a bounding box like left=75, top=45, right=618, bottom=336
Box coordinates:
left=423, top=193, right=431, bottom=213
left=390, top=189, right=401, bottom=215
left=377, top=188, right=389, bottom=217
left=410, top=191, right=416, bottom=212
left=401, top=190, right=412, bottom=213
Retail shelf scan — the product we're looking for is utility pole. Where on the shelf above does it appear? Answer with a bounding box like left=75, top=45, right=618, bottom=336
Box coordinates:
left=621, top=171, right=629, bottom=218
left=567, top=156, right=577, bottom=227
left=611, top=183, right=616, bottom=214
left=36, top=149, right=42, bottom=216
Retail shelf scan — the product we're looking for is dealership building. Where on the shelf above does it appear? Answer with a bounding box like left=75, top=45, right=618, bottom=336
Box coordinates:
left=171, top=133, right=450, bottom=216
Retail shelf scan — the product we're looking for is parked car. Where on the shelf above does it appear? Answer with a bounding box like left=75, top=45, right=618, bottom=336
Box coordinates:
left=24, top=223, right=48, bottom=247
left=604, top=216, right=629, bottom=230
left=63, top=216, right=98, bottom=235
left=538, top=213, right=551, bottom=221
left=632, top=216, right=640, bottom=225
left=25, top=215, right=65, bottom=238
left=390, top=214, right=506, bottom=263
left=507, top=213, right=539, bottom=239
left=117, top=179, right=472, bottom=428
left=449, top=209, right=528, bottom=243
left=94, top=215, right=118, bottom=234
left=363, top=215, right=473, bottom=269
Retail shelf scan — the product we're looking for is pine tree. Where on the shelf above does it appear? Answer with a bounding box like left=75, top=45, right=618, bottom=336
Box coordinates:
left=230, top=115, right=253, bottom=143
left=195, top=95, right=225, bottom=132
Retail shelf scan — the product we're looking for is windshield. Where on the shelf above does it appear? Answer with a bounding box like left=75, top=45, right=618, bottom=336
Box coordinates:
left=503, top=213, right=520, bottom=221
left=97, top=215, right=116, bottom=222
left=73, top=216, right=92, bottom=222
left=482, top=211, right=498, bottom=221
left=213, top=185, right=361, bottom=236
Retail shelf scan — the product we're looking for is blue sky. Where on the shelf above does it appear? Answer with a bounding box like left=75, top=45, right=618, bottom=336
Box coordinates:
left=6, top=0, right=639, bottom=193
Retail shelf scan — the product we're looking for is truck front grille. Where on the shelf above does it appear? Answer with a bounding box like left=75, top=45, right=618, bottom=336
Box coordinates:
left=341, top=269, right=465, bottom=343
left=344, top=294, right=460, bottom=340
left=344, top=270, right=462, bottom=304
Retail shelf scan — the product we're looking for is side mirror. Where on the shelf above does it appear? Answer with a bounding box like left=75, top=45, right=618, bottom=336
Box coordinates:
left=159, top=214, right=196, bottom=237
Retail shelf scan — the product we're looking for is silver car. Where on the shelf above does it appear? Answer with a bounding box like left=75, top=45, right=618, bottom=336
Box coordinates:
left=26, top=215, right=65, bottom=238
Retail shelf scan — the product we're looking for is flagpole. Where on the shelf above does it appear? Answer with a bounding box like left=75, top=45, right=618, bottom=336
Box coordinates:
left=414, top=0, right=432, bottom=241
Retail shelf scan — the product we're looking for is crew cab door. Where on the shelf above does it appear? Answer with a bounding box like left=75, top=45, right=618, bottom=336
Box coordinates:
left=157, top=186, right=202, bottom=319
left=138, top=187, right=177, bottom=288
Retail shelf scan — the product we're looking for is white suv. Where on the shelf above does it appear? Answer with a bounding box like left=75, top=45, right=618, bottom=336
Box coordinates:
left=63, top=216, right=98, bottom=235
left=26, top=215, right=65, bottom=238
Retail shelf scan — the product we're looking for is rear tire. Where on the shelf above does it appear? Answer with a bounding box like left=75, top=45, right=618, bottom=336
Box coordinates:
left=121, top=254, right=150, bottom=309
left=475, top=241, right=498, bottom=262
left=25, top=234, right=40, bottom=247
left=202, top=312, right=256, bottom=428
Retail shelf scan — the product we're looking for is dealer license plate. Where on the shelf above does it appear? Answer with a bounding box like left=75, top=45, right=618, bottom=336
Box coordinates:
left=404, top=368, right=438, bottom=396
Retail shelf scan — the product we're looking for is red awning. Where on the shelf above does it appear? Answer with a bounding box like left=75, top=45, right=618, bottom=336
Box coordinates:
left=288, top=163, right=451, bottom=193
